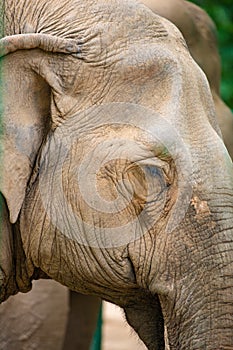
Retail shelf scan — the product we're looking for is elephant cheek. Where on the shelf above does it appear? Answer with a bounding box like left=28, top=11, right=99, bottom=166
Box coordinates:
left=19, top=126, right=172, bottom=294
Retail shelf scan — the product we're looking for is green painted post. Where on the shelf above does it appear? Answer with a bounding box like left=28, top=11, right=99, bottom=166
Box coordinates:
left=90, top=304, right=103, bottom=350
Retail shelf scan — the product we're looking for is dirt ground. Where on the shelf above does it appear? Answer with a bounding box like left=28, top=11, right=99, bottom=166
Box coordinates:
left=0, top=280, right=146, bottom=350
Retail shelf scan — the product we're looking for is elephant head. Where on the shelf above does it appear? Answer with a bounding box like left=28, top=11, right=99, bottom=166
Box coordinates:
left=1, top=1, right=233, bottom=349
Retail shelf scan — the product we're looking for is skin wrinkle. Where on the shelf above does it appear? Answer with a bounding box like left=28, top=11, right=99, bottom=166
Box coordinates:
left=159, top=213, right=230, bottom=342
left=1, top=0, right=233, bottom=348
left=25, top=193, right=45, bottom=269
left=4, top=0, right=75, bottom=37
left=210, top=192, right=233, bottom=199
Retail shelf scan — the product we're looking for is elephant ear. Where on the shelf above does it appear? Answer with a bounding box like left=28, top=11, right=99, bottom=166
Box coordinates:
left=1, top=140, right=33, bottom=224
left=0, top=34, right=80, bottom=223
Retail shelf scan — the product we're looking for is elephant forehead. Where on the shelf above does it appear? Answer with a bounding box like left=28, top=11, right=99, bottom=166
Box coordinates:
left=4, top=0, right=168, bottom=39
left=75, top=10, right=184, bottom=68
left=116, top=43, right=183, bottom=86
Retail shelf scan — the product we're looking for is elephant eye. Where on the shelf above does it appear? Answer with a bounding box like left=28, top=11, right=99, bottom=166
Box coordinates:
left=125, top=162, right=170, bottom=210
left=143, top=164, right=164, bottom=181
left=92, top=158, right=171, bottom=228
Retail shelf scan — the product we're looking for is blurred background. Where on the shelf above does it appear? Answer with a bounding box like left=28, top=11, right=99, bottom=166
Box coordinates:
left=190, top=0, right=233, bottom=109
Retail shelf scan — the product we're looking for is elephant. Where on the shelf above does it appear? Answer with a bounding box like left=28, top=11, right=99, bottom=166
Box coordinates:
left=1, top=1, right=233, bottom=349
left=141, top=0, right=233, bottom=159
left=0, top=1, right=233, bottom=349
left=0, top=280, right=101, bottom=350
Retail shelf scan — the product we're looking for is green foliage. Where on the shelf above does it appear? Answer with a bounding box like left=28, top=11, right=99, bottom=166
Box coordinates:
left=190, top=0, right=233, bottom=108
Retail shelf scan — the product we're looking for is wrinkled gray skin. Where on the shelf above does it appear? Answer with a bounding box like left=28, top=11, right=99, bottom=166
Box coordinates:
left=1, top=1, right=233, bottom=350
left=1, top=2, right=233, bottom=350
left=141, top=0, right=233, bottom=160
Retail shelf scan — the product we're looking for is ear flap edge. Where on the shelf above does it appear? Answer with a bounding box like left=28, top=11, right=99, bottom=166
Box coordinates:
left=1, top=141, right=32, bottom=223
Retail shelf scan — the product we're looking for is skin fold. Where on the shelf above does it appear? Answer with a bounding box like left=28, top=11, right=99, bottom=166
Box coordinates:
left=0, top=1, right=233, bottom=350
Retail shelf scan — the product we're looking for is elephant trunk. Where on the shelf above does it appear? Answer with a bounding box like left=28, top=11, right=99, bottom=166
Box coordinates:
left=164, top=267, right=233, bottom=349
left=168, top=291, right=233, bottom=348
left=159, top=194, right=233, bottom=350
